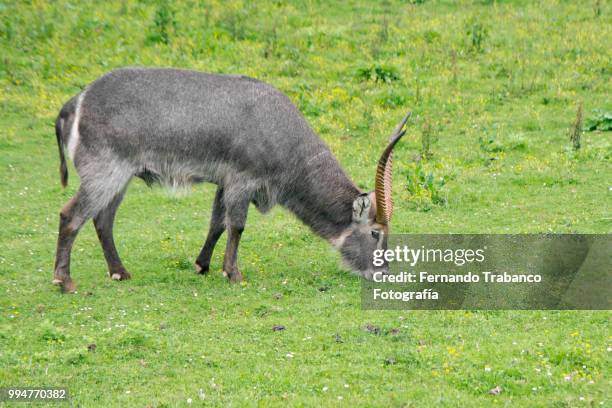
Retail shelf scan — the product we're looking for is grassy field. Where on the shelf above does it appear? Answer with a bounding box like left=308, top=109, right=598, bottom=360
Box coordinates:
left=1, top=0, right=610, bottom=406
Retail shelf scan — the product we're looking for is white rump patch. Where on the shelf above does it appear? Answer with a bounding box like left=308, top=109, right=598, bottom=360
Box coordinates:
left=68, top=91, right=86, bottom=161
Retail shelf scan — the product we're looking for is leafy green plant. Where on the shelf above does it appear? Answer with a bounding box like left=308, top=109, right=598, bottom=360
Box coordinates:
left=405, top=162, right=447, bottom=211
left=356, top=64, right=400, bottom=83
left=146, top=3, right=176, bottom=45
left=466, top=17, right=488, bottom=52
left=585, top=109, right=612, bottom=131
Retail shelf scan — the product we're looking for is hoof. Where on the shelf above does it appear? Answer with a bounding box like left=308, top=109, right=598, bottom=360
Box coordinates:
left=110, top=268, right=131, bottom=281
left=53, top=276, right=76, bottom=293
left=62, top=280, right=76, bottom=293
left=223, top=269, right=243, bottom=283
left=54, top=279, right=76, bottom=293
left=194, top=262, right=209, bottom=275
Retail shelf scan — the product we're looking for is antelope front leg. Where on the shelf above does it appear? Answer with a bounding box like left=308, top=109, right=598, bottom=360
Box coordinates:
left=195, top=186, right=226, bottom=274
left=222, top=197, right=249, bottom=282
left=93, top=191, right=130, bottom=281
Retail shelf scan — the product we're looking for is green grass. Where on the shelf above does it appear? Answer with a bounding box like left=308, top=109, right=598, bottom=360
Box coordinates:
left=1, top=0, right=610, bottom=406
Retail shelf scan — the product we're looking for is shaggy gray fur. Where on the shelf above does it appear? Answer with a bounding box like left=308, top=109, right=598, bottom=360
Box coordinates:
left=53, top=67, right=386, bottom=291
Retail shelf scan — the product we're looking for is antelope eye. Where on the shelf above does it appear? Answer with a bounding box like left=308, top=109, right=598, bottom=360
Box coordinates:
left=371, top=230, right=380, bottom=240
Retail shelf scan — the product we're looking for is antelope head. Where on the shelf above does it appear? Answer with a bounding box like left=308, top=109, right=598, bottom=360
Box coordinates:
left=335, top=112, right=411, bottom=279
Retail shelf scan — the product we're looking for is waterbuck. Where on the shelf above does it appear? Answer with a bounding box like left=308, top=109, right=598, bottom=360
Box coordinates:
left=53, top=68, right=409, bottom=293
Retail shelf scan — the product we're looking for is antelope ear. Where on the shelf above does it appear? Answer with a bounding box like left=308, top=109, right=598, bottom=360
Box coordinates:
left=352, top=193, right=371, bottom=224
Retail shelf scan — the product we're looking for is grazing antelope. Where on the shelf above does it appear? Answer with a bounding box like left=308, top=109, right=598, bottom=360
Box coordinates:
left=53, top=68, right=409, bottom=293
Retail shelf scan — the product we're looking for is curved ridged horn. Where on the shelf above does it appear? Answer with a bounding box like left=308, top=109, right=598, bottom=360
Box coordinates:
left=375, top=111, right=411, bottom=225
